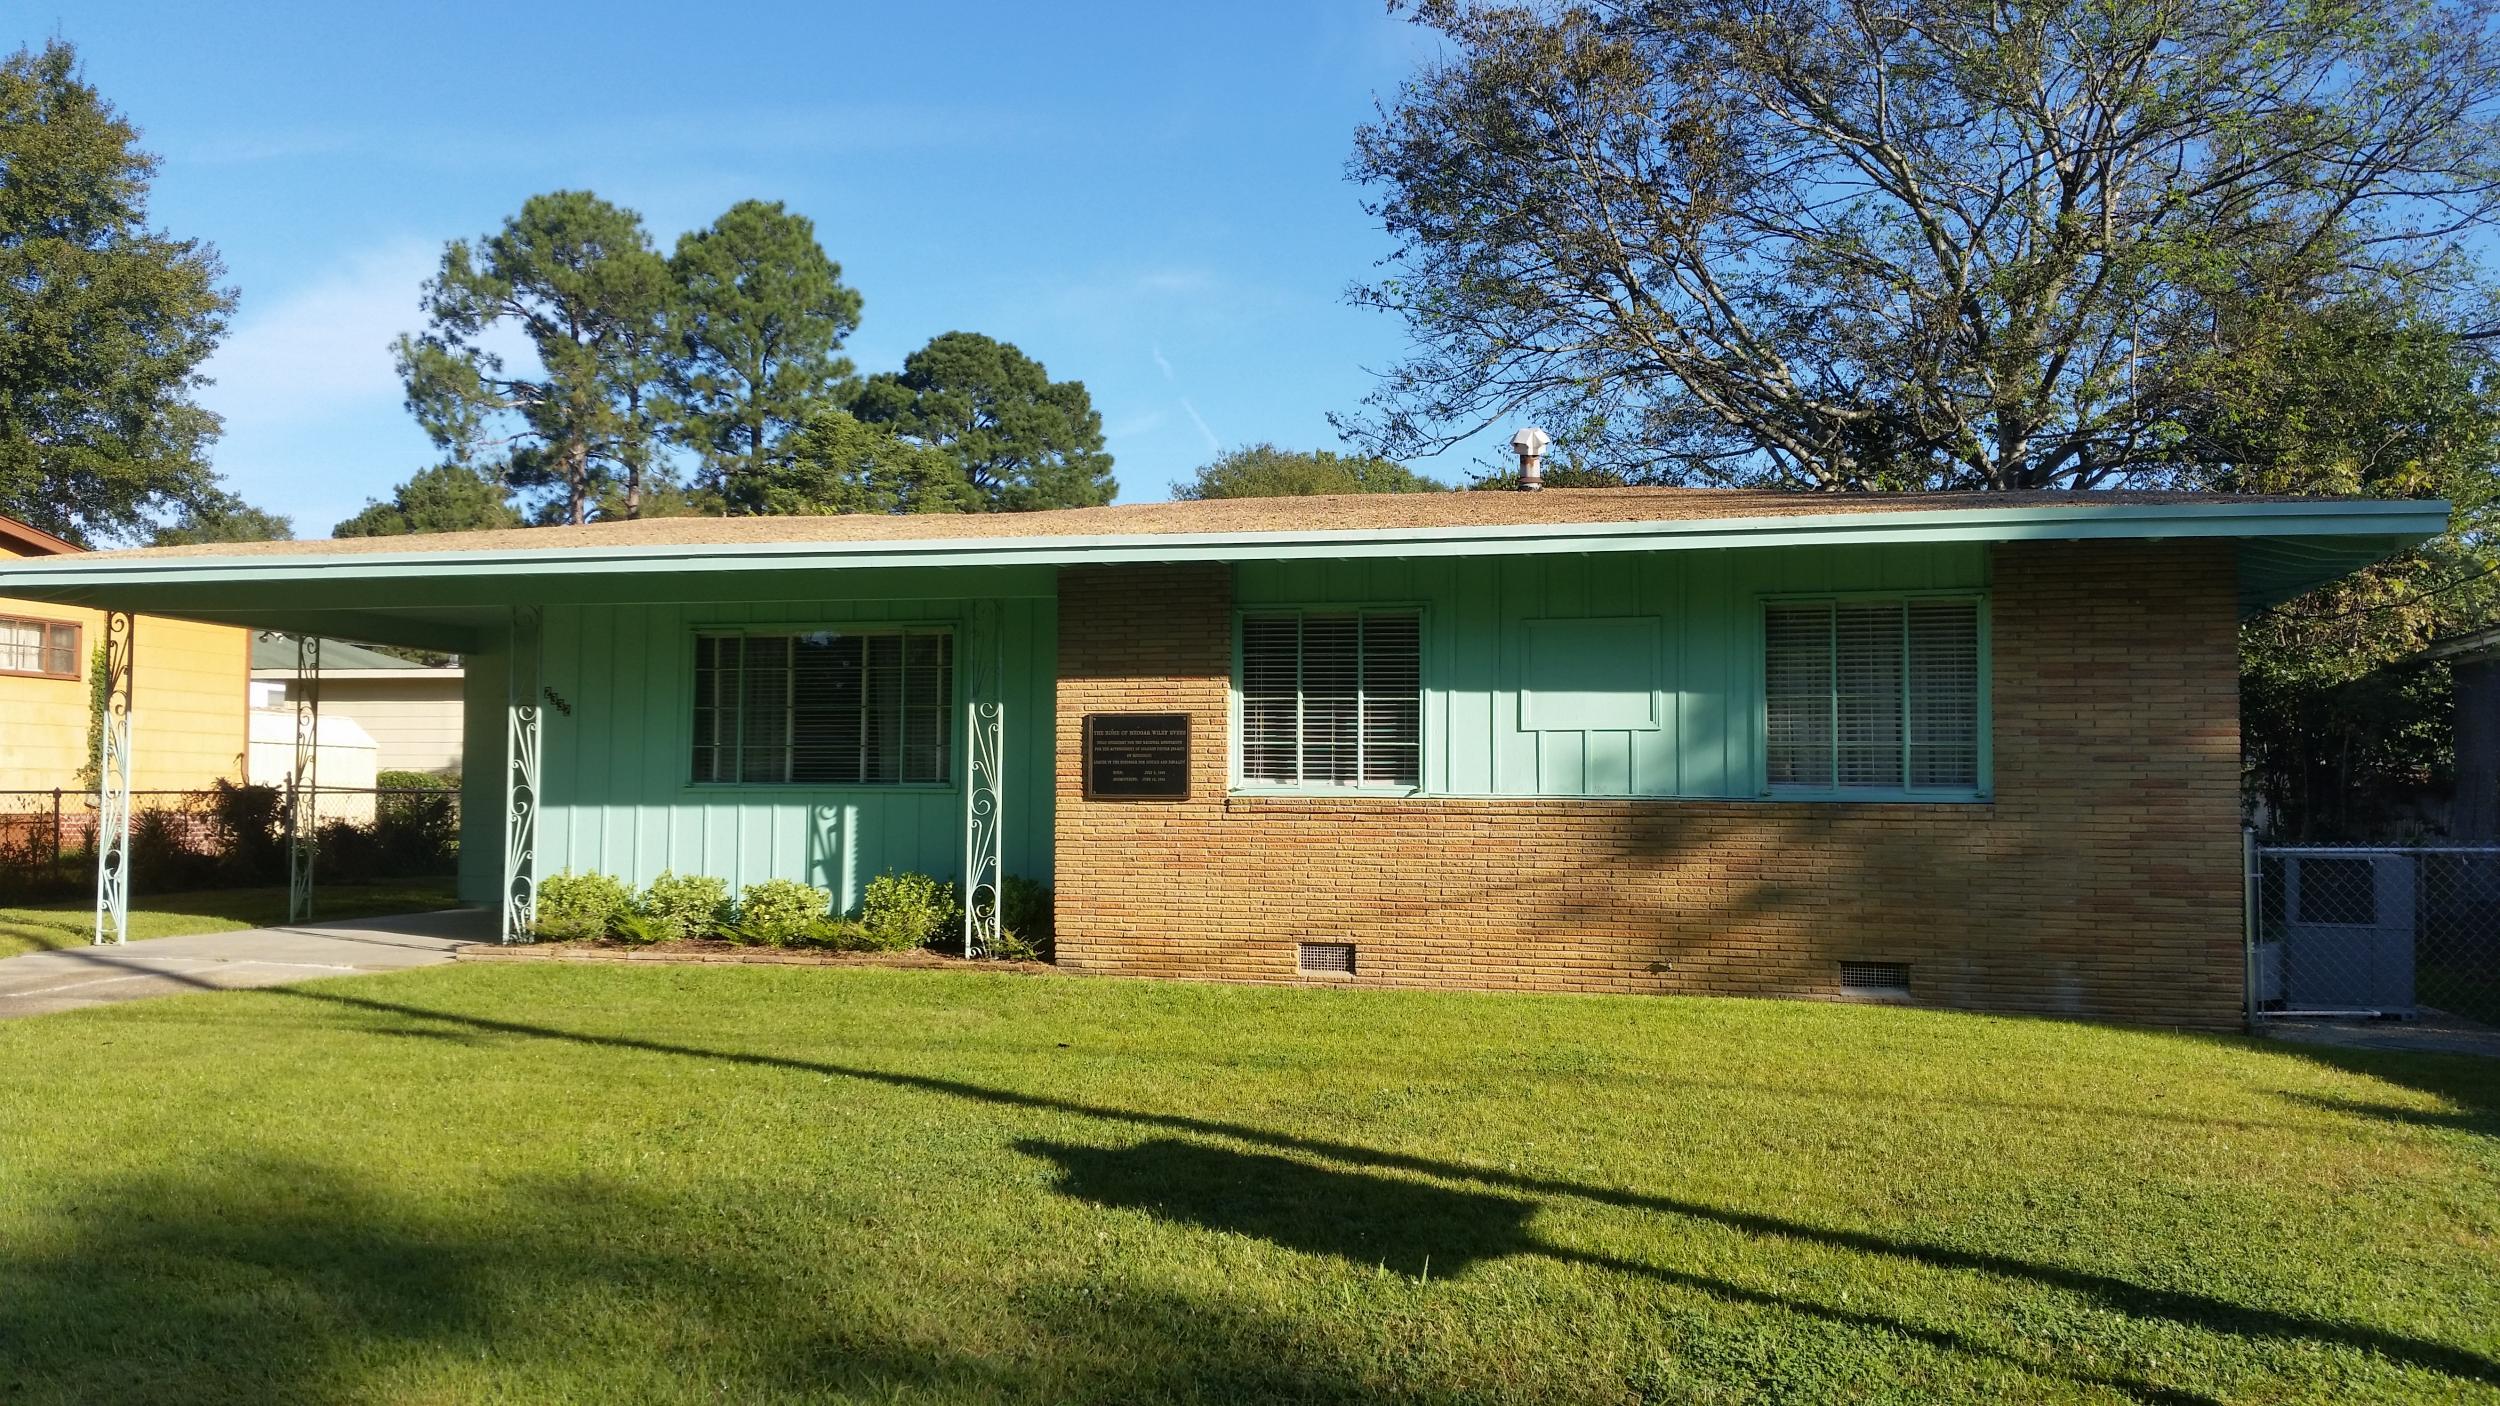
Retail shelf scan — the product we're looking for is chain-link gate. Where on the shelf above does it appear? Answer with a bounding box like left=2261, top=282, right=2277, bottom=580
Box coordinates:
left=2247, top=836, right=2500, bottom=1025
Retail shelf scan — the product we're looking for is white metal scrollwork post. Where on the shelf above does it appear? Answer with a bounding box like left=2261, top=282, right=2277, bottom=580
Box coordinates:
left=287, top=635, right=321, bottom=922
left=92, top=611, right=135, bottom=945
left=962, top=601, right=1005, bottom=957
left=502, top=606, right=543, bottom=943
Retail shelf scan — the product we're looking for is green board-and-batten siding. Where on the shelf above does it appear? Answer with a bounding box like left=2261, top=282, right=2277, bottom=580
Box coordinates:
left=444, top=543, right=1983, bottom=909
left=455, top=585, right=1055, bottom=910
left=1232, top=542, right=1990, bottom=799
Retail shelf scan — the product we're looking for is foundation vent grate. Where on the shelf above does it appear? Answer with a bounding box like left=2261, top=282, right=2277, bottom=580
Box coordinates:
left=1298, top=942, right=1357, bottom=975
left=1839, top=961, right=1911, bottom=995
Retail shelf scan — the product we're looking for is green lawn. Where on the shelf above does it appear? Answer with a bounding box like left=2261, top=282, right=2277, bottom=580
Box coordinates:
left=0, top=881, right=463, bottom=958
left=0, top=968, right=2494, bottom=1405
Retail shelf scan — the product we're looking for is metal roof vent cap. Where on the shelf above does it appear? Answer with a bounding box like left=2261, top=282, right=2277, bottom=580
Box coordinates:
left=1510, top=426, right=1551, bottom=491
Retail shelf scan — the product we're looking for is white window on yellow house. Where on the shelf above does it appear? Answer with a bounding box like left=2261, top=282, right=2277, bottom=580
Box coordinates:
left=0, top=615, right=79, bottom=680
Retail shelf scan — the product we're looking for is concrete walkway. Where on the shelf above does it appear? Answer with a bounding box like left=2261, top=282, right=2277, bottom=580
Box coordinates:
left=0, top=908, right=492, bottom=1019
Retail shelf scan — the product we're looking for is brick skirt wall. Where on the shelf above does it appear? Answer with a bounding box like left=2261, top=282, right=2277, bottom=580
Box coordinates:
left=1054, top=542, right=2244, bottom=1029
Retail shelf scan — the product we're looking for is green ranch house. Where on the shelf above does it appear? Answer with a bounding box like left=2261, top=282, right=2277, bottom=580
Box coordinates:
left=0, top=486, right=2445, bottom=1028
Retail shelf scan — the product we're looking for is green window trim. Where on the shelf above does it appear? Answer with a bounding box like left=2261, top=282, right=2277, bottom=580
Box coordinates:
left=687, top=623, right=960, bottom=789
left=1759, top=592, right=1991, bottom=803
left=1231, top=606, right=1426, bottom=793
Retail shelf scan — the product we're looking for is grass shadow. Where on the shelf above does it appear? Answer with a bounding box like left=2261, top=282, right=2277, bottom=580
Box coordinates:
left=238, top=983, right=2500, bottom=1398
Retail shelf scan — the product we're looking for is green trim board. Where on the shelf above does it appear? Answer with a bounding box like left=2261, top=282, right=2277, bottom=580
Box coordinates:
left=0, top=499, right=2444, bottom=628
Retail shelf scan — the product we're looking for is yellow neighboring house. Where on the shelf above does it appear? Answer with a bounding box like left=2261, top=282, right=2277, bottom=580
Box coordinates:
left=0, top=513, right=250, bottom=795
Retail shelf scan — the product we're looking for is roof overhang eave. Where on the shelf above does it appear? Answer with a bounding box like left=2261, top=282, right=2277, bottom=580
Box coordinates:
left=0, top=498, right=2451, bottom=599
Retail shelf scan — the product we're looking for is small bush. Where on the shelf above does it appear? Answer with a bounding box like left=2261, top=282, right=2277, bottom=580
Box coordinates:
left=803, top=915, right=875, bottom=951
left=734, top=878, right=832, bottom=948
left=1000, top=875, right=1055, bottom=961
left=377, top=769, right=459, bottom=793
left=534, top=871, right=636, bottom=941
left=638, top=870, right=731, bottom=942
left=369, top=792, right=458, bottom=876
left=207, top=781, right=287, bottom=883
left=129, top=807, right=214, bottom=889
left=610, top=910, right=674, bottom=946
left=859, top=870, right=958, bottom=952
left=987, top=928, right=1047, bottom=963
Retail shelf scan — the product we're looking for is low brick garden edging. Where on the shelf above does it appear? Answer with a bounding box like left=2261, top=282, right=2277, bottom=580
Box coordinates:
left=452, top=941, right=1054, bottom=975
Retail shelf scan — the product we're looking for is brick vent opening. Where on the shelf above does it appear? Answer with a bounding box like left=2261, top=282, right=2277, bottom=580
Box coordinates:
left=1839, top=960, right=1911, bottom=995
left=1298, top=942, right=1357, bottom=976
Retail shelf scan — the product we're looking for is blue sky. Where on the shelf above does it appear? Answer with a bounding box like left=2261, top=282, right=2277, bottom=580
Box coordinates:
left=35, top=1, right=1496, bottom=535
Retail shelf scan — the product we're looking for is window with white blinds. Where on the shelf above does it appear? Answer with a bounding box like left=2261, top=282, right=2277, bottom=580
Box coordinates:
left=1238, top=610, right=1421, bottom=788
left=691, top=629, right=953, bottom=785
left=0, top=616, right=79, bottom=679
left=1764, top=598, right=1982, bottom=795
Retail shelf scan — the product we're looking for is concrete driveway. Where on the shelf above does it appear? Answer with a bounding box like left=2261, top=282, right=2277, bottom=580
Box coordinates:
left=0, top=908, right=491, bottom=1019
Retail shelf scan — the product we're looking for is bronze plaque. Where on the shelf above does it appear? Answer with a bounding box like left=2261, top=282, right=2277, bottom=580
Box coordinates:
left=1084, top=713, right=1191, bottom=800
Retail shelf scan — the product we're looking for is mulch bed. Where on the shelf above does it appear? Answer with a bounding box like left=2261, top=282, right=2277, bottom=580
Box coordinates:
left=453, top=939, right=1054, bottom=975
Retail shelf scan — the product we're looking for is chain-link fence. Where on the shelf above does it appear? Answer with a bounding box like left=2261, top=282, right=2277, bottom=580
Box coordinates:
left=0, top=785, right=461, bottom=900
left=2247, top=840, right=2500, bottom=1025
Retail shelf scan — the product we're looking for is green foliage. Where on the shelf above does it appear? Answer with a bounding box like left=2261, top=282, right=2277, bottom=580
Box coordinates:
left=149, top=487, right=293, bottom=546
left=77, top=642, right=104, bottom=790
left=999, top=875, right=1055, bottom=962
left=732, top=877, right=832, bottom=948
left=0, top=40, right=233, bottom=545
left=1465, top=463, right=1629, bottom=491
left=206, top=781, right=287, bottom=884
left=2188, top=304, right=2500, bottom=837
left=533, top=871, right=637, bottom=942
left=1176, top=444, right=1445, bottom=499
left=396, top=191, right=677, bottom=526
left=667, top=200, right=862, bottom=500
left=734, top=407, right=975, bottom=516
left=334, top=462, right=524, bottom=538
left=608, top=911, right=673, bottom=947
left=854, top=332, right=1114, bottom=511
left=858, top=870, right=958, bottom=952
left=638, top=871, right=731, bottom=943
left=377, top=770, right=459, bottom=793
left=1348, top=0, right=2500, bottom=490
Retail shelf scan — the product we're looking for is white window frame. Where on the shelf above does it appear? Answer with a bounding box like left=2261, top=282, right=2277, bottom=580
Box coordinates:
left=1758, top=591, right=1991, bottom=803
left=1229, top=604, right=1428, bottom=795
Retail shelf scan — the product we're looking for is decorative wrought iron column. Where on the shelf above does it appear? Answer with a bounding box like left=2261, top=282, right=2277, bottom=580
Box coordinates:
left=962, top=601, right=1005, bottom=957
left=287, top=635, right=321, bottom=922
left=92, top=611, right=135, bottom=945
left=501, top=606, right=543, bottom=944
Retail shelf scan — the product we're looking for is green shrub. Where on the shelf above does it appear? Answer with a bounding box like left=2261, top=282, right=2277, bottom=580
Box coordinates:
left=638, top=870, right=730, bottom=942
left=859, top=870, right=958, bottom=952
left=377, top=769, right=459, bottom=793
left=734, top=878, right=832, bottom=948
left=534, top=871, right=636, bottom=941
left=610, top=910, right=673, bottom=946
left=1000, top=875, right=1055, bottom=961
left=206, top=781, right=287, bottom=883
left=803, top=915, right=875, bottom=951
left=987, top=928, right=1047, bottom=963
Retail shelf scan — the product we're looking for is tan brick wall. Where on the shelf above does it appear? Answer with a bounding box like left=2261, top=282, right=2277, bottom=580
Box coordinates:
left=1053, top=542, right=2245, bottom=1028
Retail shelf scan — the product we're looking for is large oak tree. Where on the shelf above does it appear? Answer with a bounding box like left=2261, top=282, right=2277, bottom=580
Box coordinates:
left=1348, top=0, right=2500, bottom=491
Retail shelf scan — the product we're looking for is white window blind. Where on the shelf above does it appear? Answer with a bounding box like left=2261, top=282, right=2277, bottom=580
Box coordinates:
left=1239, top=610, right=1421, bottom=788
left=1764, top=599, right=1981, bottom=794
left=0, top=616, right=79, bottom=678
left=692, top=629, right=953, bottom=785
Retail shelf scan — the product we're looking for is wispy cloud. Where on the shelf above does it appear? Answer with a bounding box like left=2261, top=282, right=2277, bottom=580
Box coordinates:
left=200, top=241, right=439, bottom=432
left=1179, top=398, right=1221, bottom=453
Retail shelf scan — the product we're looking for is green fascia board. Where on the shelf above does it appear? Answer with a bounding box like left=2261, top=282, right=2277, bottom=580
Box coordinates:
left=0, top=498, right=2447, bottom=619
